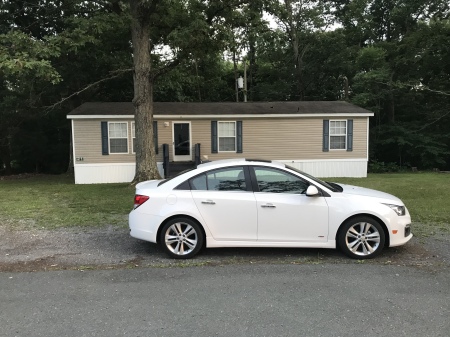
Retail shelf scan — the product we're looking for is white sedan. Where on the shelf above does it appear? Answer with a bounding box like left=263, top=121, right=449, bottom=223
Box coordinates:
left=129, top=159, right=412, bottom=259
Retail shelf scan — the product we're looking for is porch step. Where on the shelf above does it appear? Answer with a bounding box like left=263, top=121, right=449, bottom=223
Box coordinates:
left=167, top=161, right=196, bottom=177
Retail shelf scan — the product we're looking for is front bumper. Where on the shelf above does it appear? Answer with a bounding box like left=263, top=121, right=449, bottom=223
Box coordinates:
left=389, top=215, right=413, bottom=247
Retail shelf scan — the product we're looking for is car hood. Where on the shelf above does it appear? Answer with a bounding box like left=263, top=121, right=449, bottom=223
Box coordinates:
left=339, top=184, right=403, bottom=204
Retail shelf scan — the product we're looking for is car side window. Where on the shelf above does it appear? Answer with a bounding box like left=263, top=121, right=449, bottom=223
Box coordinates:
left=190, top=167, right=247, bottom=191
left=253, top=167, right=309, bottom=194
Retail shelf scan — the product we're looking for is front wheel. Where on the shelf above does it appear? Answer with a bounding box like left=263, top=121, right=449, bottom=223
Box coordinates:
left=337, top=217, right=386, bottom=259
left=160, top=218, right=204, bottom=259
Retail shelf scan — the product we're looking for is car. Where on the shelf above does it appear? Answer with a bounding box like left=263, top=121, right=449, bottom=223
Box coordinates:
left=129, top=159, right=412, bottom=259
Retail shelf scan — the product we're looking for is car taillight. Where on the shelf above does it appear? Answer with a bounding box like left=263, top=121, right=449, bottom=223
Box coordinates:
left=134, top=195, right=149, bottom=209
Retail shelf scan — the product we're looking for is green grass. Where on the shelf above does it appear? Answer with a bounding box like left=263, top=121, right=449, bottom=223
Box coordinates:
left=332, top=172, right=450, bottom=236
left=1, top=172, right=449, bottom=236
left=0, top=174, right=135, bottom=229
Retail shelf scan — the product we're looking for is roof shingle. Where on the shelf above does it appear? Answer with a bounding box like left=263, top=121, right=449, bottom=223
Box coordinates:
left=67, top=101, right=373, bottom=116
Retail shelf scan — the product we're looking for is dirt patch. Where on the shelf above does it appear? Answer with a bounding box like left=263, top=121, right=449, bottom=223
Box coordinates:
left=1, top=223, right=449, bottom=272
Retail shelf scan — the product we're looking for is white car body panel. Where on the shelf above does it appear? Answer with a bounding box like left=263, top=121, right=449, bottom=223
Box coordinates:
left=129, top=159, right=412, bottom=257
left=255, top=192, right=329, bottom=242
left=191, top=190, right=257, bottom=241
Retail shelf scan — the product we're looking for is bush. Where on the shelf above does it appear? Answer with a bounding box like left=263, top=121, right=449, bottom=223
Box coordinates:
left=368, top=160, right=404, bottom=173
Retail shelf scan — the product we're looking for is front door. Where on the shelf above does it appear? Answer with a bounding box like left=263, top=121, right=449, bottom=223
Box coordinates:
left=172, top=122, right=191, bottom=161
left=251, top=166, right=329, bottom=242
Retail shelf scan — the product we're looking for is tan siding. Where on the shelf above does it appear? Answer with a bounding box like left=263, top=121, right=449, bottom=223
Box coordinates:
left=171, top=117, right=368, bottom=161
left=73, top=117, right=368, bottom=164
left=157, top=120, right=172, bottom=161
left=73, top=119, right=135, bottom=164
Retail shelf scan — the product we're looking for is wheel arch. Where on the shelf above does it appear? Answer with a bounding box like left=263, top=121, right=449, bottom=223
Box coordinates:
left=335, top=213, right=390, bottom=248
left=156, top=214, right=207, bottom=248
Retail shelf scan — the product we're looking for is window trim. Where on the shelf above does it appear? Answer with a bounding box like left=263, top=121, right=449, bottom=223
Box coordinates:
left=131, top=122, right=136, bottom=154
left=217, top=121, right=237, bottom=153
left=329, top=120, right=347, bottom=151
left=108, top=121, right=129, bottom=154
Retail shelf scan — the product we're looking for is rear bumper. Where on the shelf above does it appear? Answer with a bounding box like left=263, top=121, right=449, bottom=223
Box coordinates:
left=129, top=211, right=163, bottom=243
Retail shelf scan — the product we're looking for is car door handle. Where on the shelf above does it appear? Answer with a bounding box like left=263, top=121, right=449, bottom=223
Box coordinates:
left=261, top=203, right=276, bottom=208
left=201, top=200, right=216, bottom=205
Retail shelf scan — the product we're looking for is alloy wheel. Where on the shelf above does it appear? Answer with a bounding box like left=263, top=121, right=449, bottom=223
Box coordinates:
left=164, top=222, right=199, bottom=256
left=345, top=221, right=381, bottom=256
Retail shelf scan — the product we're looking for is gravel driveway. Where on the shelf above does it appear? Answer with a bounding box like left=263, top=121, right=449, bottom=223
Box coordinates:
left=1, top=223, right=449, bottom=272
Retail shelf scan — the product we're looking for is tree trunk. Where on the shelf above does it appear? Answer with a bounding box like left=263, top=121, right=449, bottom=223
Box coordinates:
left=130, top=0, right=161, bottom=184
left=66, top=126, right=74, bottom=174
left=285, top=0, right=303, bottom=101
left=0, top=141, right=12, bottom=175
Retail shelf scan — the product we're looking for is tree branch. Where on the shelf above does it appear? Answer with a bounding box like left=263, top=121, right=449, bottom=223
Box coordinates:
left=45, top=68, right=132, bottom=111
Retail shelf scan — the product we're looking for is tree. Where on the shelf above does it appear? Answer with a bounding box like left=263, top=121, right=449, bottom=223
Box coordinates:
left=129, top=0, right=252, bottom=182
left=265, top=0, right=332, bottom=100
left=129, top=0, right=161, bottom=183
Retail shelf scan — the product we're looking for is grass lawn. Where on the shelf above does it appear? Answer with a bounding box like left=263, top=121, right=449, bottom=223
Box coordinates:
left=0, top=174, right=135, bottom=229
left=1, top=172, right=449, bottom=236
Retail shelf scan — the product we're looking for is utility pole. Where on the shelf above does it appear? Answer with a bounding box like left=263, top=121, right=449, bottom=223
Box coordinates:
left=237, top=59, right=248, bottom=102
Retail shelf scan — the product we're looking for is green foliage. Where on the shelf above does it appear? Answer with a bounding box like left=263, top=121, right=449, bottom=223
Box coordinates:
left=0, top=0, right=449, bottom=175
left=0, top=31, right=62, bottom=84
left=368, top=160, right=403, bottom=173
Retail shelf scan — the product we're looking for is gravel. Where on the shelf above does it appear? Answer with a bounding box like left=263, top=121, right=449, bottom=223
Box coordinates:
left=1, top=223, right=449, bottom=272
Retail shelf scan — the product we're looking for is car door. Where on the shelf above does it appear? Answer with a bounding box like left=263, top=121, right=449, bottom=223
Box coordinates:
left=252, top=166, right=329, bottom=242
left=190, top=166, right=257, bottom=241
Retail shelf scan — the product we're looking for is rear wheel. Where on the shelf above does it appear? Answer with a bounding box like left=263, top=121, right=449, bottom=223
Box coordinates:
left=160, top=218, right=204, bottom=259
left=338, top=216, right=385, bottom=259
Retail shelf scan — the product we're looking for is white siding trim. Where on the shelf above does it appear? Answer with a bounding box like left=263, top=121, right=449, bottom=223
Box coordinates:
left=367, top=118, right=370, bottom=161
left=71, top=120, right=76, bottom=165
left=74, top=162, right=164, bottom=184
left=279, top=159, right=368, bottom=178
left=73, top=159, right=366, bottom=183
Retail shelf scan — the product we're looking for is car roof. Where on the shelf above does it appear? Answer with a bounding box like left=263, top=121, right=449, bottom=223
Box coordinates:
left=156, top=159, right=287, bottom=189
left=197, top=158, right=286, bottom=170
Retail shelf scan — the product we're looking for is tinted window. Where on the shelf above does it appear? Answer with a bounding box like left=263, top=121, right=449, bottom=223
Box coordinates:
left=190, top=167, right=246, bottom=191
left=254, top=167, right=309, bottom=194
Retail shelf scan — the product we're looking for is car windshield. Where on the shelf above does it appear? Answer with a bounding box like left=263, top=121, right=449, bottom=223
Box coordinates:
left=285, top=164, right=341, bottom=192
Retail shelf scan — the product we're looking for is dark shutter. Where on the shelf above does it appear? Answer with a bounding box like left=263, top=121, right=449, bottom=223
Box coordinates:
left=153, top=121, right=158, bottom=154
left=211, top=121, right=218, bottom=153
left=101, top=121, right=109, bottom=155
left=323, top=120, right=329, bottom=152
left=347, top=119, right=353, bottom=151
left=236, top=121, right=243, bottom=153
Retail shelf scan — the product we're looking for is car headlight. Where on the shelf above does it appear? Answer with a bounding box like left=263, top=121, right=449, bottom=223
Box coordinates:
left=383, top=203, right=406, bottom=216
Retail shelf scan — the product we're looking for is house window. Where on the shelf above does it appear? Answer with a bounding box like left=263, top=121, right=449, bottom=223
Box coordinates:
left=108, top=122, right=128, bottom=153
left=218, top=121, right=236, bottom=152
left=330, top=120, right=347, bottom=150
left=131, top=122, right=136, bottom=153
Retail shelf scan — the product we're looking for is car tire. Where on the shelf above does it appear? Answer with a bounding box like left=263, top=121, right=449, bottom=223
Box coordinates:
left=160, top=218, right=204, bottom=259
left=337, top=216, right=386, bottom=259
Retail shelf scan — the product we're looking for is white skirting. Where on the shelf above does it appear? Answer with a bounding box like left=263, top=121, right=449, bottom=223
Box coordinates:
left=74, top=163, right=164, bottom=184
left=74, top=159, right=367, bottom=184
left=279, top=159, right=368, bottom=178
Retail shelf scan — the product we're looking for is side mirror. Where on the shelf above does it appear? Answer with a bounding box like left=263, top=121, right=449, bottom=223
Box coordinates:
left=306, top=185, right=320, bottom=197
